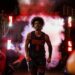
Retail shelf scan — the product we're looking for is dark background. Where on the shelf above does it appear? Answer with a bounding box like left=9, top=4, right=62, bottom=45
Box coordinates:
left=0, top=0, right=75, bottom=15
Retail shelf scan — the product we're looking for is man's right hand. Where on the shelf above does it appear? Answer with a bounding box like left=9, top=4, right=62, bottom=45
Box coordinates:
left=47, top=57, right=51, bottom=63
left=25, top=56, right=32, bottom=62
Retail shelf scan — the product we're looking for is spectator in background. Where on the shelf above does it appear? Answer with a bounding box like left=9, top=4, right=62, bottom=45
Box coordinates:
left=4, top=43, right=25, bottom=75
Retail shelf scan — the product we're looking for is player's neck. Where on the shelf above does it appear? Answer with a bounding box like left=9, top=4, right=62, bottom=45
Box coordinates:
left=35, top=30, right=41, bottom=33
left=35, top=30, right=42, bottom=37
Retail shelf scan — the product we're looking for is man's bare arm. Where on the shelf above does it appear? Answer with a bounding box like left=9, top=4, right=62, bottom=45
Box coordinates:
left=45, top=34, right=52, bottom=58
left=25, top=33, right=31, bottom=61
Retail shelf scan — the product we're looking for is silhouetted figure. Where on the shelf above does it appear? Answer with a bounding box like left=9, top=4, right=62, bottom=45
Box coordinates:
left=25, top=17, right=52, bottom=75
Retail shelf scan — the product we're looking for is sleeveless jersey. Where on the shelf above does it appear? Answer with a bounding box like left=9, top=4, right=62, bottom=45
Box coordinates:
left=29, top=31, right=45, bottom=59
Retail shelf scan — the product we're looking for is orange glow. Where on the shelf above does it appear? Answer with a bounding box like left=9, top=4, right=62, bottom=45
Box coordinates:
left=68, top=40, right=72, bottom=47
left=68, top=47, right=72, bottom=52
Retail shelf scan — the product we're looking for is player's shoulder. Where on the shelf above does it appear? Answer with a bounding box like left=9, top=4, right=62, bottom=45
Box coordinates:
left=41, top=32, right=49, bottom=39
left=42, top=32, right=49, bottom=39
left=41, top=31, right=46, bottom=35
left=26, top=32, right=31, bottom=39
left=27, top=31, right=34, bottom=37
left=42, top=32, right=48, bottom=37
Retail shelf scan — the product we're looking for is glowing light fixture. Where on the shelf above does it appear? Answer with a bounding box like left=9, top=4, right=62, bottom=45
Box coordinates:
left=8, top=16, right=13, bottom=27
left=7, top=39, right=12, bottom=50
left=68, top=40, right=72, bottom=52
left=68, top=16, right=72, bottom=28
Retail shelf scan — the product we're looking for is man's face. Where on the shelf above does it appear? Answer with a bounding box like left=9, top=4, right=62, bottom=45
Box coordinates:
left=33, top=21, right=43, bottom=31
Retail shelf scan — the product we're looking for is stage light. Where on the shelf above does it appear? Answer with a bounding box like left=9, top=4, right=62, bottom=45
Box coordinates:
left=7, top=39, right=12, bottom=50
left=8, top=16, right=13, bottom=27
left=68, top=16, right=72, bottom=28
left=18, top=0, right=31, bottom=5
left=68, top=40, right=72, bottom=52
left=68, top=40, right=72, bottom=47
left=68, top=47, right=72, bottom=52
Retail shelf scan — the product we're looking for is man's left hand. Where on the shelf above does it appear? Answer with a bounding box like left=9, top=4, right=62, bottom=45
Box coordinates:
left=47, top=57, right=51, bottom=63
